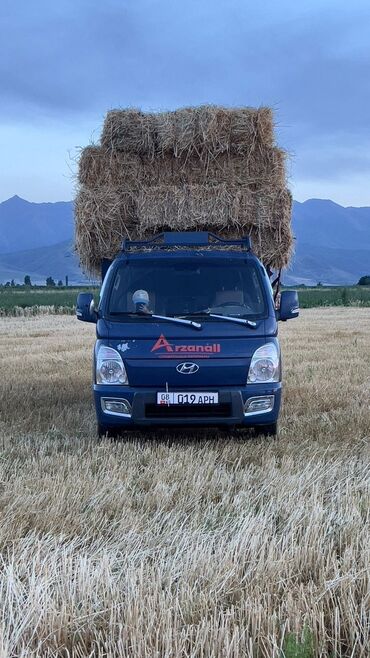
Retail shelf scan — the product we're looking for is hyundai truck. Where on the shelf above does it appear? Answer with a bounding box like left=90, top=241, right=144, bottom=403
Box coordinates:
left=76, top=232, right=299, bottom=437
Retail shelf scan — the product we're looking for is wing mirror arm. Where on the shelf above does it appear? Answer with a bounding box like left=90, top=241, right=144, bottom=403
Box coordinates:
left=89, top=299, right=99, bottom=319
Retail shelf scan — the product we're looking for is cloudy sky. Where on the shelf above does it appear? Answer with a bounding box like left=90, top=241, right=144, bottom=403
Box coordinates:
left=1, top=0, right=370, bottom=205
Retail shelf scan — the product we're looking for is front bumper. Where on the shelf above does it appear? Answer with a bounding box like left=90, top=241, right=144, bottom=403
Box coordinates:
left=94, top=384, right=282, bottom=428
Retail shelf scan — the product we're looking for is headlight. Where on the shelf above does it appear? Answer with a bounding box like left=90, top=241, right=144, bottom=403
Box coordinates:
left=247, top=343, right=280, bottom=383
left=96, top=346, right=128, bottom=385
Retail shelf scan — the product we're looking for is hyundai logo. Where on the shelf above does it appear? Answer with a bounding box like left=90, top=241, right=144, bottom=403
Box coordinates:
left=176, top=362, right=199, bottom=375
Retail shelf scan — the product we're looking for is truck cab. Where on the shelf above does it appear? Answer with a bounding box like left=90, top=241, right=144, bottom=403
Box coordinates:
left=77, top=232, right=299, bottom=437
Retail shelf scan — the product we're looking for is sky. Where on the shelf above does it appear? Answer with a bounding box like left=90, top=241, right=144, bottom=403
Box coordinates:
left=1, top=0, right=370, bottom=206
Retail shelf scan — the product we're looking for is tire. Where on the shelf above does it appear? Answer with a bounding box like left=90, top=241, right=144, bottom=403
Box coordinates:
left=254, top=422, right=278, bottom=438
left=97, top=423, right=122, bottom=439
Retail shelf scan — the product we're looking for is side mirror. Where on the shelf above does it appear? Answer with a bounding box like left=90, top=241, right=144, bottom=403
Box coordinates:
left=76, top=292, right=97, bottom=323
left=278, top=290, right=299, bottom=321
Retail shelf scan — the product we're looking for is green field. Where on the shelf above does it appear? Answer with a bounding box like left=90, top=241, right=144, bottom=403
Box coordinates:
left=0, top=286, right=99, bottom=315
left=292, top=286, right=370, bottom=308
left=1, top=285, right=370, bottom=315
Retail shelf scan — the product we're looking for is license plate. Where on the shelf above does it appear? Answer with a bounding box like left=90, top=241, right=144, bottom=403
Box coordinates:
left=157, top=392, right=219, bottom=405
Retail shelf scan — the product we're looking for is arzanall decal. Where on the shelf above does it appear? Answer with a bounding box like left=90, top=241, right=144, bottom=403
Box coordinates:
left=151, top=333, right=221, bottom=358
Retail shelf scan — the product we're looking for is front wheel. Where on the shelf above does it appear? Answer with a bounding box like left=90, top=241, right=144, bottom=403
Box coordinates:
left=97, top=423, right=123, bottom=439
left=254, top=422, right=278, bottom=438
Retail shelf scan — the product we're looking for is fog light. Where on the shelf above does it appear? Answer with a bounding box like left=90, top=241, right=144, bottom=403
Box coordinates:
left=101, top=398, right=132, bottom=416
left=244, top=395, right=274, bottom=415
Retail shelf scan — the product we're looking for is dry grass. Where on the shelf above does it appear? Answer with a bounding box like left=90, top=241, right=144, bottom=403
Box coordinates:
left=0, top=308, right=368, bottom=657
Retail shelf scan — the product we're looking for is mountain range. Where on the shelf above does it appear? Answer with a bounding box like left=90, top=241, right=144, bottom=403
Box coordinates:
left=0, top=195, right=369, bottom=285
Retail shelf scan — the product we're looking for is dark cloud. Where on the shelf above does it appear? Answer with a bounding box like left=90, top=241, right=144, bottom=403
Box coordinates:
left=1, top=0, right=370, bottom=189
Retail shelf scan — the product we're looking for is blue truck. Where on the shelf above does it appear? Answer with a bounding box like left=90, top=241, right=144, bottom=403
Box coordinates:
left=76, top=232, right=299, bottom=437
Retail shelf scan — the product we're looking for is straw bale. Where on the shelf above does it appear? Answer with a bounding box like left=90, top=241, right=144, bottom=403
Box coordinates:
left=74, top=182, right=292, bottom=274
left=136, top=184, right=250, bottom=234
left=101, top=106, right=274, bottom=157
left=74, top=187, right=136, bottom=274
left=156, top=106, right=275, bottom=156
left=78, top=144, right=286, bottom=190
left=248, top=224, right=294, bottom=269
left=174, top=147, right=286, bottom=188
left=76, top=105, right=292, bottom=273
left=78, top=147, right=143, bottom=189
left=136, top=184, right=293, bottom=268
left=101, top=109, right=157, bottom=157
left=136, top=184, right=291, bottom=232
left=77, top=146, right=106, bottom=188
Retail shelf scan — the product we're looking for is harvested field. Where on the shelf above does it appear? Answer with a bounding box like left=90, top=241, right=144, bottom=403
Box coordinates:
left=0, top=308, right=368, bottom=656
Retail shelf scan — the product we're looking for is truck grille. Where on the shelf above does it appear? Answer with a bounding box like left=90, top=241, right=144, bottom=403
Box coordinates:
left=145, top=403, right=231, bottom=419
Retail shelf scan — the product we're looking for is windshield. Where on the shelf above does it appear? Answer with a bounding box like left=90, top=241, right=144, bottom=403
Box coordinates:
left=107, top=258, right=267, bottom=319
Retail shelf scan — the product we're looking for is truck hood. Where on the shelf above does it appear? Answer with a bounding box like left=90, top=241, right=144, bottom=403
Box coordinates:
left=97, top=318, right=277, bottom=387
left=97, top=317, right=270, bottom=340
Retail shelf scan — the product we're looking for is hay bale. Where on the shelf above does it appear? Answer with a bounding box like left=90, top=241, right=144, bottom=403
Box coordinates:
left=136, top=184, right=293, bottom=268
left=177, top=147, right=286, bottom=188
left=101, top=109, right=157, bottom=157
left=74, top=187, right=136, bottom=274
left=78, top=146, right=143, bottom=189
left=75, top=183, right=293, bottom=274
left=76, top=105, right=292, bottom=274
left=78, top=145, right=287, bottom=190
left=248, top=223, right=294, bottom=269
left=255, top=187, right=292, bottom=228
left=136, top=184, right=291, bottom=231
left=156, top=106, right=275, bottom=156
left=101, top=105, right=274, bottom=157
left=136, top=184, right=250, bottom=234
left=77, top=146, right=106, bottom=188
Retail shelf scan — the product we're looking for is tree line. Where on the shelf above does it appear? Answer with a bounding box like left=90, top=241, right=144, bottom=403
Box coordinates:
left=2, top=275, right=69, bottom=288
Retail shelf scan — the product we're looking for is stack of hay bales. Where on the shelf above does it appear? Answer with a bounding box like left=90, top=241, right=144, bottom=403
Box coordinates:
left=75, top=106, right=293, bottom=275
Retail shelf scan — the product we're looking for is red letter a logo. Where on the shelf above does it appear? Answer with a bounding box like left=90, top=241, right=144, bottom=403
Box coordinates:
left=151, top=334, right=173, bottom=352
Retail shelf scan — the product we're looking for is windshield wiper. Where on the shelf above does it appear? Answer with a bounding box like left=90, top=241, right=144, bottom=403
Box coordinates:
left=110, top=311, right=201, bottom=330
left=152, top=314, right=202, bottom=329
left=185, top=310, right=257, bottom=328
left=209, top=314, right=257, bottom=328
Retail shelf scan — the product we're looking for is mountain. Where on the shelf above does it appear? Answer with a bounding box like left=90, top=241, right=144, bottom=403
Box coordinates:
left=0, top=196, right=73, bottom=253
left=284, top=243, right=370, bottom=286
left=292, top=199, right=370, bottom=251
left=285, top=199, right=370, bottom=284
left=0, top=241, right=91, bottom=285
left=0, top=195, right=369, bottom=285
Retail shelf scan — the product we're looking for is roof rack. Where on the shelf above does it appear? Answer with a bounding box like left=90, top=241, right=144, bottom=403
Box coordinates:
left=122, top=231, right=251, bottom=252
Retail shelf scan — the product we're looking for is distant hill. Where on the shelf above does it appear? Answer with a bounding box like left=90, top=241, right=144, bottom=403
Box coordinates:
left=292, top=198, right=370, bottom=251
left=285, top=199, right=370, bottom=284
left=0, top=196, right=73, bottom=253
left=0, top=241, right=91, bottom=286
left=0, top=195, right=369, bottom=285
left=284, top=243, right=370, bottom=286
